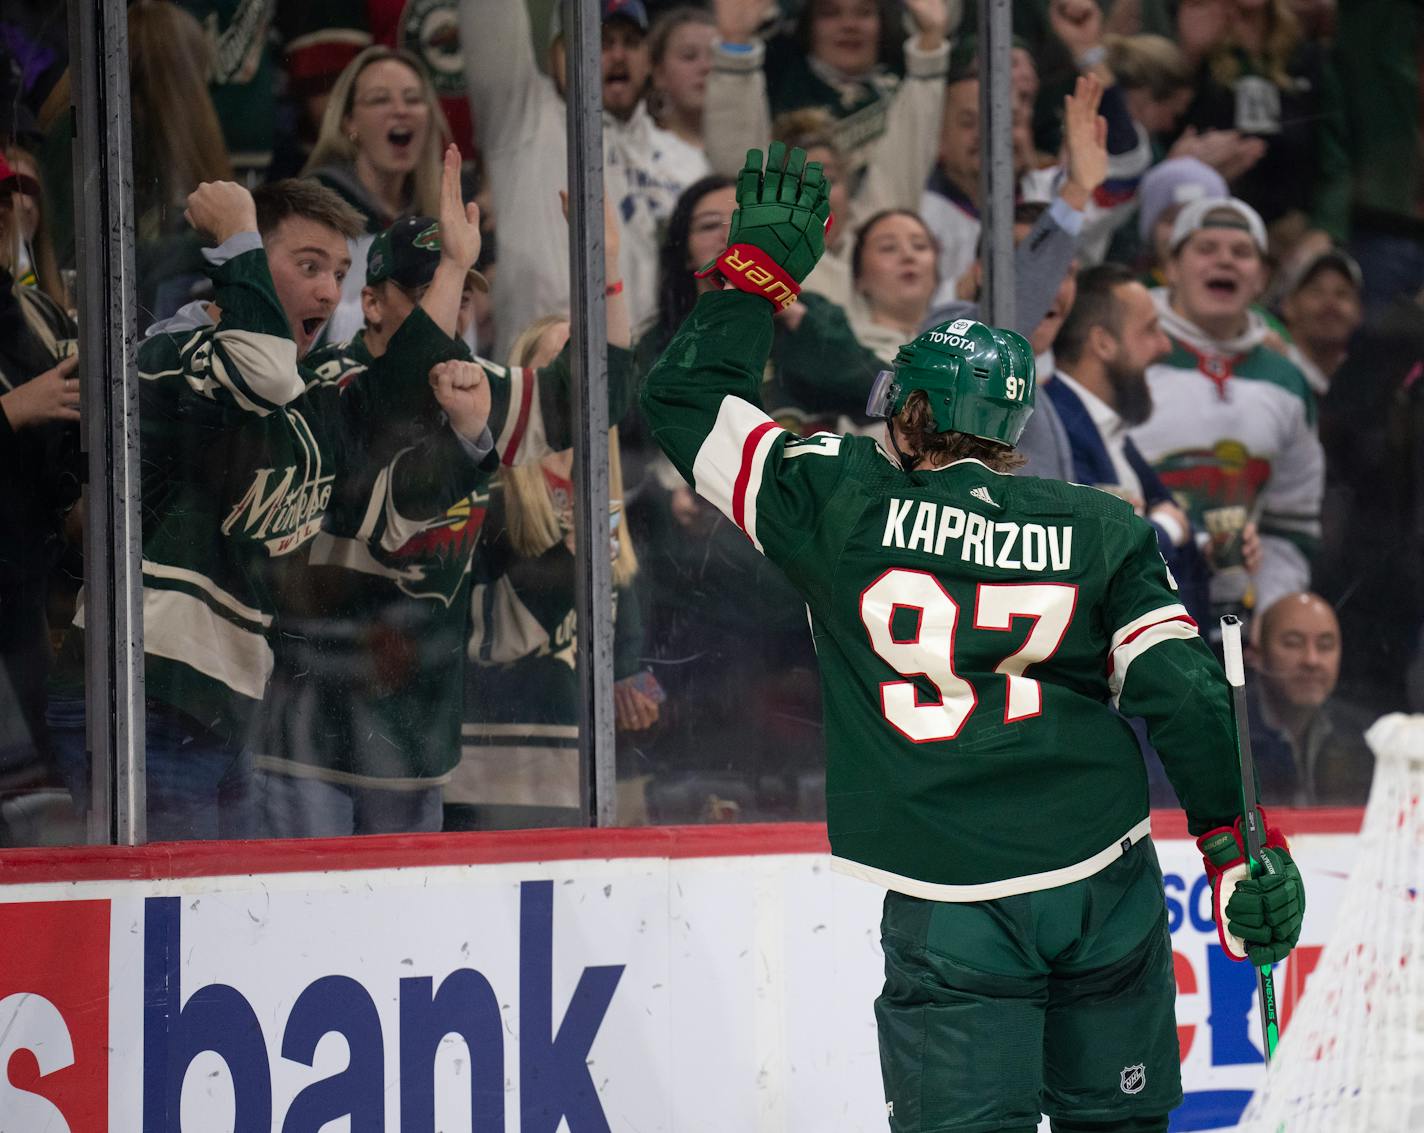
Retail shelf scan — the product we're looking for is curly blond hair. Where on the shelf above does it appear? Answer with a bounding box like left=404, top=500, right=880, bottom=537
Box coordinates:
left=895, top=391, right=1025, bottom=473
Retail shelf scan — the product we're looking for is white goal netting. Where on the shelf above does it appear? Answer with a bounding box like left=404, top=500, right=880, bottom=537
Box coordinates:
left=1235, top=713, right=1424, bottom=1133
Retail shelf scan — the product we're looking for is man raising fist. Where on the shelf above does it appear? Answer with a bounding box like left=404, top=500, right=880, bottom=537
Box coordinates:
left=49, top=154, right=497, bottom=841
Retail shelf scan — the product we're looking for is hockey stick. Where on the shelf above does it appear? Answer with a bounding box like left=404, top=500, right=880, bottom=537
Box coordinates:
left=1220, top=614, right=1281, bottom=1061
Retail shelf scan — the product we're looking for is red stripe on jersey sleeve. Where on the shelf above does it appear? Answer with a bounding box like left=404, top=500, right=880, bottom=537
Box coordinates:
left=500, top=368, right=535, bottom=467
left=732, top=421, right=779, bottom=535
left=1105, top=613, right=1198, bottom=677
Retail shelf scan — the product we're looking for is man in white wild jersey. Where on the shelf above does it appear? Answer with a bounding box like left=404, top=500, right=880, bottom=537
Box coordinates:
left=1128, top=197, right=1324, bottom=626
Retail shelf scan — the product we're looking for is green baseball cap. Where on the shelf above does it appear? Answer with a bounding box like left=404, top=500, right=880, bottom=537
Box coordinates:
left=366, top=216, right=490, bottom=292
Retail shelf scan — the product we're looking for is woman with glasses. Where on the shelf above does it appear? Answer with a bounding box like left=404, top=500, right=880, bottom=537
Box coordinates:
left=303, top=46, right=451, bottom=345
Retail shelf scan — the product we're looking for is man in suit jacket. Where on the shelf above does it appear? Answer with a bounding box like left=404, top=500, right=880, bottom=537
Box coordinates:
left=1048, top=263, right=1212, bottom=628
left=1048, top=263, right=1220, bottom=808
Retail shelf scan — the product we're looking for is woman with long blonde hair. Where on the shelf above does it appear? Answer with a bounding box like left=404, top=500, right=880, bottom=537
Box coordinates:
left=1174, top=0, right=1347, bottom=259
left=448, top=315, right=660, bottom=829
left=302, top=45, right=451, bottom=344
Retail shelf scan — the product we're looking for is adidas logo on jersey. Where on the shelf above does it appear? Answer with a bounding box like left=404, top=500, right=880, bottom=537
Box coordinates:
left=970, top=485, right=999, bottom=508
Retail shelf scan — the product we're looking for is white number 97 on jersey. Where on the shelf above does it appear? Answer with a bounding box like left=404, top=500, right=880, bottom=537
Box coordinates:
left=860, top=569, right=1075, bottom=741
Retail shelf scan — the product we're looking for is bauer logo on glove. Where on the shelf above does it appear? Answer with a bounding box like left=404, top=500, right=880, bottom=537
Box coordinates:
left=695, top=141, right=834, bottom=310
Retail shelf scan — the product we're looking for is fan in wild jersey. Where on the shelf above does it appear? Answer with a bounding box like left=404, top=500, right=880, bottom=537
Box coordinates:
left=642, top=143, right=1307, bottom=1133
left=249, top=203, right=640, bottom=837
left=48, top=146, right=495, bottom=841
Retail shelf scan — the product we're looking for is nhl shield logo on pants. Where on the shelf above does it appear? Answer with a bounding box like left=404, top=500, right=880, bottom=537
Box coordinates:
left=1120, top=1063, right=1146, bottom=1095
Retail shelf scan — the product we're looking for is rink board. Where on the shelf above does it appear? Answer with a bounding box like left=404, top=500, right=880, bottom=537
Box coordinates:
left=0, top=810, right=1359, bottom=1132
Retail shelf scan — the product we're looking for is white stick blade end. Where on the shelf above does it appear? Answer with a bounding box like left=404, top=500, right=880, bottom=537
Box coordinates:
left=1220, top=616, right=1245, bottom=687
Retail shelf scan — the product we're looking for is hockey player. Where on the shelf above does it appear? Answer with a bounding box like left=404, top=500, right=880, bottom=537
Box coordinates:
left=51, top=147, right=495, bottom=840
left=641, top=144, right=1306, bottom=1132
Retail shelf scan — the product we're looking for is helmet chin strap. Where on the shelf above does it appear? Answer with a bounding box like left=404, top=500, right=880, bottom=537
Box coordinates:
left=888, top=423, right=926, bottom=486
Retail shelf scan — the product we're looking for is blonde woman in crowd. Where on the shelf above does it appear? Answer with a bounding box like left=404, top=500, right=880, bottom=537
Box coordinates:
left=303, top=45, right=450, bottom=344
left=449, top=315, right=660, bottom=829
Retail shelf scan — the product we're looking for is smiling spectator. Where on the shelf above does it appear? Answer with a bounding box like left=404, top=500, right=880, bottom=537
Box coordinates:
left=1129, top=196, right=1324, bottom=625
left=1247, top=591, right=1374, bottom=806
left=303, top=45, right=451, bottom=345
left=1279, top=246, right=1362, bottom=396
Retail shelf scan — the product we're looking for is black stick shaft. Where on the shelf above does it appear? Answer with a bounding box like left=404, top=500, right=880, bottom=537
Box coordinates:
left=1220, top=615, right=1281, bottom=1060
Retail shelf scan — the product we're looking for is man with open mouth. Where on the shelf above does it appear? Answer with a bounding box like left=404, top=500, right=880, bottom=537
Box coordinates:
left=247, top=197, right=641, bottom=839
left=461, top=0, right=709, bottom=357
left=1128, top=196, right=1324, bottom=637
left=47, top=154, right=499, bottom=841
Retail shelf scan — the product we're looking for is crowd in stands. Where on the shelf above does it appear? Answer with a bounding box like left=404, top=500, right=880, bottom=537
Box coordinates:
left=1, top=0, right=1419, bottom=845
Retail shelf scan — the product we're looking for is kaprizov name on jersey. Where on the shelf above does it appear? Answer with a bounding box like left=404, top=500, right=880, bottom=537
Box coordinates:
left=881, top=497, right=1074, bottom=571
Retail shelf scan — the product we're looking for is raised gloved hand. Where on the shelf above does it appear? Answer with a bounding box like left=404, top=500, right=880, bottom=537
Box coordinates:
left=695, top=141, right=832, bottom=311
left=1197, top=810, right=1306, bottom=967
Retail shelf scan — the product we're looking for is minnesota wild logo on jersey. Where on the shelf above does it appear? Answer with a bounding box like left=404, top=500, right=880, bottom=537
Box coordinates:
left=376, top=484, right=490, bottom=606
left=399, top=0, right=464, bottom=97
left=1151, top=440, right=1269, bottom=521
left=220, top=414, right=336, bottom=558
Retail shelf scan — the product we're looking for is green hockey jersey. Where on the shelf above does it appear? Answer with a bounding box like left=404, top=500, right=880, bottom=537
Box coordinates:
left=642, top=291, right=1243, bottom=899
left=253, top=325, right=641, bottom=785
left=82, top=244, right=493, bottom=746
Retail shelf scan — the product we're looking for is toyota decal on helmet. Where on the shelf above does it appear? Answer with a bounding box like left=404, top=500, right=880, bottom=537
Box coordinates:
left=866, top=319, right=1037, bottom=447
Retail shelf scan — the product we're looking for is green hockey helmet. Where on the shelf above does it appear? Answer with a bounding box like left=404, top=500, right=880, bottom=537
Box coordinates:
left=865, top=318, right=1036, bottom=447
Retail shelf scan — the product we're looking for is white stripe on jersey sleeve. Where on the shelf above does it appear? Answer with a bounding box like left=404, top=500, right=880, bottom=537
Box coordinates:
left=1109, top=603, right=1191, bottom=654
left=690, top=395, right=785, bottom=553
left=211, top=329, right=302, bottom=409
left=489, top=362, right=552, bottom=468
left=140, top=587, right=274, bottom=701
left=494, top=363, right=531, bottom=462
left=141, top=559, right=273, bottom=627
left=1107, top=603, right=1199, bottom=706
left=738, top=424, right=781, bottom=552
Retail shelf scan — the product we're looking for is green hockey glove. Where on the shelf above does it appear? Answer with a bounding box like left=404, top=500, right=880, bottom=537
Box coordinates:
left=1198, top=810, right=1306, bottom=967
left=694, top=141, right=833, bottom=311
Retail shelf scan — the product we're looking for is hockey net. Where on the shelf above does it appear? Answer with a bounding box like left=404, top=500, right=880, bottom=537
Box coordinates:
left=1236, top=713, right=1424, bottom=1132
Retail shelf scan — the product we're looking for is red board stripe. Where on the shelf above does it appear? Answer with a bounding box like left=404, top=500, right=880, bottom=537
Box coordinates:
left=0, top=811, right=1362, bottom=886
